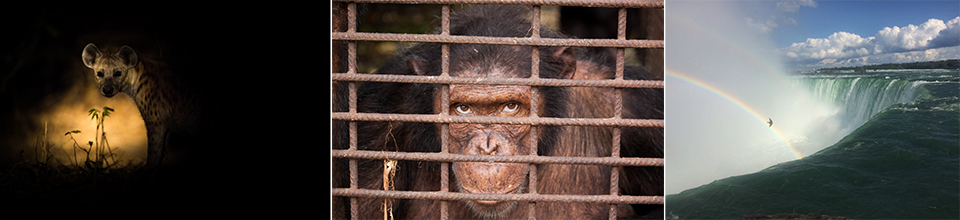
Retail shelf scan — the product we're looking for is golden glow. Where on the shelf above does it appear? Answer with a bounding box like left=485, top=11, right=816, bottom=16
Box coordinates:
left=37, top=82, right=147, bottom=165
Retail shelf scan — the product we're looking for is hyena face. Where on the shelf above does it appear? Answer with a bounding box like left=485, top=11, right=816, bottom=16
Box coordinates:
left=82, top=43, right=138, bottom=98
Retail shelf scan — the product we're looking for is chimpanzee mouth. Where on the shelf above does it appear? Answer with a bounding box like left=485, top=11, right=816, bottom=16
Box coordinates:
left=471, top=187, right=520, bottom=206
left=464, top=194, right=519, bottom=218
left=460, top=177, right=528, bottom=218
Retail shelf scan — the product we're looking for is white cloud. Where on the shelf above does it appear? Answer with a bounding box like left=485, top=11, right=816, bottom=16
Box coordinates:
left=931, top=17, right=960, bottom=48
left=782, top=17, right=960, bottom=69
left=781, top=17, right=799, bottom=27
left=777, top=1, right=800, bottom=13
left=792, top=46, right=960, bottom=69
left=796, top=0, right=817, bottom=8
left=782, top=32, right=874, bottom=60
left=749, top=1, right=815, bottom=33
left=746, top=16, right=779, bottom=33
left=777, top=0, right=817, bottom=13
left=875, top=18, right=951, bottom=52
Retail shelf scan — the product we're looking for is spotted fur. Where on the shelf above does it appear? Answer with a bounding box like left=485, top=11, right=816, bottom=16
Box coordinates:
left=82, top=43, right=199, bottom=168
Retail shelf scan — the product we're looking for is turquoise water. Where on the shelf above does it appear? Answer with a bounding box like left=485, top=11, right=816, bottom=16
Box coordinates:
left=666, top=70, right=959, bottom=219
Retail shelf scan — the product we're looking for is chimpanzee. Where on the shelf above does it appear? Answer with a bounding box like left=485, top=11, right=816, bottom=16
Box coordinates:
left=333, top=5, right=663, bottom=219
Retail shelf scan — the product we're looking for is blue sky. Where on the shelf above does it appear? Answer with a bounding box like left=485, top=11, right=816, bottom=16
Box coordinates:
left=730, top=0, right=960, bottom=70
left=664, top=0, right=959, bottom=195
left=770, top=1, right=959, bottom=47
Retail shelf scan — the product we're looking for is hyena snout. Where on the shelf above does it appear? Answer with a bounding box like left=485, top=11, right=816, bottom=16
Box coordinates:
left=100, top=85, right=118, bottom=97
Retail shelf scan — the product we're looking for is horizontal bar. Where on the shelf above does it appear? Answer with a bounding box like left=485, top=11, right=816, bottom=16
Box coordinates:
left=331, top=150, right=664, bottom=167
left=331, top=188, right=664, bottom=205
left=331, top=32, right=663, bottom=49
left=331, top=73, right=664, bottom=89
left=329, top=0, right=663, bottom=8
left=331, top=112, right=664, bottom=127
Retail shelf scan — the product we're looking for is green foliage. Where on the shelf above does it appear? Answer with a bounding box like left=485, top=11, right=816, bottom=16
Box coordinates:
left=819, top=59, right=960, bottom=72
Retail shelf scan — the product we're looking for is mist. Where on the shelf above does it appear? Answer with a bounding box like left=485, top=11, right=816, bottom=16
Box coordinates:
left=665, top=2, right=849, bottom=195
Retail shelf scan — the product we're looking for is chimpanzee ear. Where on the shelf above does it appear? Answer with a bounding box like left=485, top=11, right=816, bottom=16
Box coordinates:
left=116, top=45, right=139, bottom=68
left=82, top=43, right=102, bottom=68
left=552, top=46, right=577, bottom=79
left=408, top=59, right=428, bottom=76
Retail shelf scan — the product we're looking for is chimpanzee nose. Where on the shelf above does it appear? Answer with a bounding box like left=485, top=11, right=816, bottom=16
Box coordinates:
left=480, top=132, right=510, bottom=155
left=480, top=137, right=498, bottom=155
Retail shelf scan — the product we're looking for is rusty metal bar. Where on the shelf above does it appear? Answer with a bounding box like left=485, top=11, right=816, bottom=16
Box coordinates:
left=439, top=5, right=451, bottom=220
left=527, top=151, right=539, bottom=219
left=331, top=32, right=663, bottom=49
left=609, top=7, right=629, bottom=220
left=332, top=188, right=664, bottom=205
left=329, top=0, right=663, bottom=8
left=346, top=3, right=359, bottom=220
left=528, top=5, right=541, bottom=220
left=331, top=150, right=663, bottom=167
left=609, top=134, right=621, bottom=219
left=332, top=112, right=663, bottom=127
left=332, top=1, right=667, bottom=218
left=349, top=155, right=358, bottom=219
left=331, top=73, right=663, bottom=89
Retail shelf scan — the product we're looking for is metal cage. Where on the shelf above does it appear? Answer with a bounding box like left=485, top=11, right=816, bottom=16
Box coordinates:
left=332, top=1, right=665, bottom=219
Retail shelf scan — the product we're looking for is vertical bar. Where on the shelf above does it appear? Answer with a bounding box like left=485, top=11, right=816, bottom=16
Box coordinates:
left=440, top=5, right=451, bottom=220
left=528, top=5, right=541, bottom=220
left=614, top=7, right=626, bottom=115
left=609, top=8, right=628, bottom=220
left=442, top=5, right=450, bottom=36
left=346, top=3, right=357, bottom=110
left=347, top=3, right=358, bottom=220
left=616, top=8, right=627, bottom=80
left=530, top=5, right=541, bottom=80
left=609, top=125, right=621, bottom=220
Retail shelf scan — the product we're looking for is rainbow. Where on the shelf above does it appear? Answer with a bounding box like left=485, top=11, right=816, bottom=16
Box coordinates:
left=665, top=10, right=806, bottom=159
left=666, top=69, right=805, bottom=159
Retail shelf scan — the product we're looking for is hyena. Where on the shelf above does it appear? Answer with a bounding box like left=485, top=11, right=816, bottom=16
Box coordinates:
left=81, top=43, right=199, bottom=168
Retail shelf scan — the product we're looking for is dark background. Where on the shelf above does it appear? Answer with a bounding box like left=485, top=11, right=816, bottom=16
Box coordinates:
left=341, top=4, right=664, bottom=78
left=0, top=7, right=316, bottom=214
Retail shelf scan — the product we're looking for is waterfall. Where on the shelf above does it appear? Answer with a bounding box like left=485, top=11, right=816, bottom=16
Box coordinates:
left=795, top=76, right=924, bottom=135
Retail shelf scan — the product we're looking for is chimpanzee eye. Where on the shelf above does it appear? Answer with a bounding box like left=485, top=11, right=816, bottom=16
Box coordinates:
left=503, top=103, right=519, bottom=113
left=455, top=105, right=472, bottom=114
left=113, top=71, right=121, bottom=77
left=96, top=71, right=104, bottom=77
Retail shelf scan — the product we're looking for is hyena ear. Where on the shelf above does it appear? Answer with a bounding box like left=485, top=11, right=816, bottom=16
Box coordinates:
left=116, top=45, right=139, bottom=68
left=82, top=43, right=101, bottom=69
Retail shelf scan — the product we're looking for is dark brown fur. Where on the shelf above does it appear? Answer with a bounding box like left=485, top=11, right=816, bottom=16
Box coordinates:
left=333, top=5, right=663, bottom=219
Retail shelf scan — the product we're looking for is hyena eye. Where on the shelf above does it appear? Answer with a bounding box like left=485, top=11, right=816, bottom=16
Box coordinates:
left=113, top=71, right=121, bottom=77
left=96, top=71, right=104, bottom=77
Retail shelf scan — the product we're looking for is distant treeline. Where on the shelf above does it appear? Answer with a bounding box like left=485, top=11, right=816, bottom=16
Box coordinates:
left=817, top=59, right=959, bottom=73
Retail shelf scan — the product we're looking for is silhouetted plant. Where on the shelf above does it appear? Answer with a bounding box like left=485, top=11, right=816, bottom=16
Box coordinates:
left=64, top=106, right=123, bottom=170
